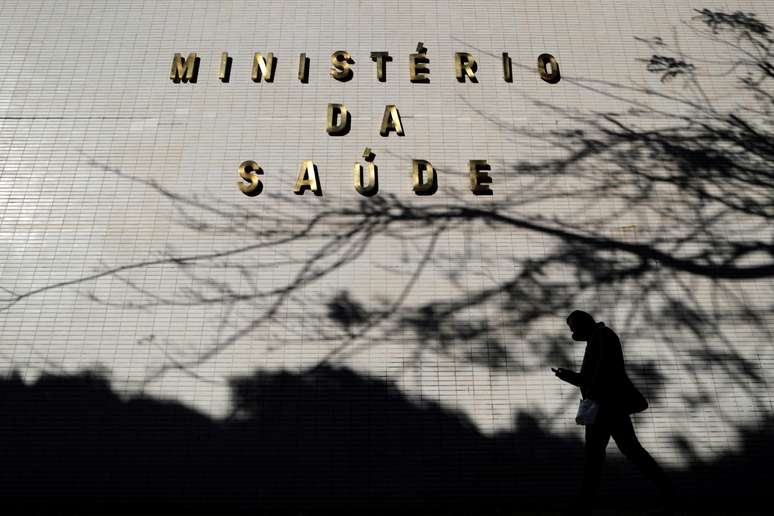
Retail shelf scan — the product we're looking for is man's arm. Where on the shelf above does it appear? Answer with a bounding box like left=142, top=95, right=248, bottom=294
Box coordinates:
left=585, top=327, right=625, bottom=400
left=552, top=367, right=582, bottom=386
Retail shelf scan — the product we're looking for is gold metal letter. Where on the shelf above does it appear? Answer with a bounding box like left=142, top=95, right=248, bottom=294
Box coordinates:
left=238, top=160, right=263, bottom=196
left=502, top=52, right=513, bottom=83
left=252, top=52, right=276, bottom=82
left=298, top=53, right=309, bottom=83
left=370, top=52, right=391, bottom=82
left=409, top=52, right=430, bottom=83
left=379, top=105, right=404, bottom=136
left=354, top=162, right=378, bottom=196
left=455, top=52, right=478, bottom=82
left=330, top=50, right=353, bottom=81
left=294, top=160, right=322, bottom=195
left=469, top=160, right=492, bottom=195
left=219, top=52, right=232, bottom=82
left=412, top=160, right=437, bottom=195
left=327, top=103, right=351, bottom=136
left=170, top=52, right=198, bottom=83
left=537, top=53, right=561, bottom=83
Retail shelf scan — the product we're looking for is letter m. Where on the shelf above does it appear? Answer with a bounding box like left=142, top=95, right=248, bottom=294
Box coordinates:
left=170, top=52, right=198, bottom=83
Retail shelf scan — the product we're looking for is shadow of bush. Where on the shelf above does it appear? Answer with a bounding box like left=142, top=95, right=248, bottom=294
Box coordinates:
left=0, top=367, right=770, bottom=515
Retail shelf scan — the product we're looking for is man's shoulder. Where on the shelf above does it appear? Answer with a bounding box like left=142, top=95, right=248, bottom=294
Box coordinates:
left=593, top=323, right=620, bottom=344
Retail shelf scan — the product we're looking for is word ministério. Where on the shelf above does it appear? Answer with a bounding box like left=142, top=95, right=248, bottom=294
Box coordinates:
left=170, top=46, right=561, bottom=85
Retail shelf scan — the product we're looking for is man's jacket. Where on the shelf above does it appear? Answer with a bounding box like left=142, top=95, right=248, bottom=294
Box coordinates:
left=571, top=322, right=648, bottom=415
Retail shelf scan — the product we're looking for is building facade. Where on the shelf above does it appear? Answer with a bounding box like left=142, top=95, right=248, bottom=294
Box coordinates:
left=1, top=0, right=772, bottom=510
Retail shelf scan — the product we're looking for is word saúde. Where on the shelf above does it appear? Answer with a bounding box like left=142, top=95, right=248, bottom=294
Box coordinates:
left=237, top=153, right=493, bottom=197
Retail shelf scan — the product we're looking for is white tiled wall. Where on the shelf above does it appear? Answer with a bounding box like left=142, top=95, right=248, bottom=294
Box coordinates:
left=1, top=0, right=773, bottom=491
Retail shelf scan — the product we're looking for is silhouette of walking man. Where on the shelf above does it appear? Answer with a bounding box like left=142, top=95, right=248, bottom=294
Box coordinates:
left=553, top=310, right=673, bottom=515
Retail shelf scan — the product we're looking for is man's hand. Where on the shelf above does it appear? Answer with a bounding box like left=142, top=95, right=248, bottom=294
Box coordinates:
left=552, top=367, right=579, bottom=385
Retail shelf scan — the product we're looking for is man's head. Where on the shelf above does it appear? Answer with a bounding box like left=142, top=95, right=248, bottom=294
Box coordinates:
left=566, top=310, right=596, bottom=341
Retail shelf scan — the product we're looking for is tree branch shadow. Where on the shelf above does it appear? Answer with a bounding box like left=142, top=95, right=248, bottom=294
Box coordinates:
left=0, top=9, right=772, bottom=509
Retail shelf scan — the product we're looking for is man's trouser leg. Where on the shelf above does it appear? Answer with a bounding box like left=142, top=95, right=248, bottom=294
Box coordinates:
left=581, top=420, right=611, bottom=508
left=609, top=415, right=673, bottom=501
